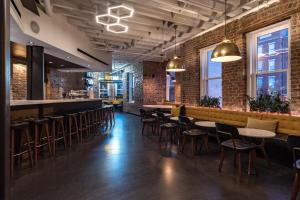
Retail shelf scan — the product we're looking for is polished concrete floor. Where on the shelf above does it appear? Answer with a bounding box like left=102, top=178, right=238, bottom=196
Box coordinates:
left=11, top=113, right=295, bottom=200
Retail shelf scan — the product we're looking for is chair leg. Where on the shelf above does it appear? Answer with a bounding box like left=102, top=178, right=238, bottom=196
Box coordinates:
left=34, top=124, right=39, bottom=164
left=45, top=124, right=52, bottom=157
left=142, top=123, right=146, bottom=135
left=203, top=135, right=209, bottom=152
left=10, top=129, right=15, bottom=177
left=69, top=118, right=72, bottom=147
left=248, top=150, right=256, bottom=175
left=52, top=121, right=56, bottom=157
left=291, top=171, right=300, bottom=200
left=219, top=147, right=225, bottom=173
left=261, top=146, right=271, bottom=167
left=181, top=135, right=186, bottom=153
left=25, top=128, right=34, bottom=167
left=236, top=152, right=242, bottom=181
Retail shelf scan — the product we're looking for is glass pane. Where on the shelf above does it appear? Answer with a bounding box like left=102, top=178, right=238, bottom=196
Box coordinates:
left=207, top=50, right=222, bottom=78
left=257, top=28, right=288, bottom=73
left=166, top=72, right=175, bottom=102
left=207, top=79, right=222, bottom=98
left=256, top=72, right=287, bottom=96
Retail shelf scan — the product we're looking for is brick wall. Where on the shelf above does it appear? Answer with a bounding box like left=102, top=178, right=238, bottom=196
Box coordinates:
left=143, top=61, right=166, bottom=105
left=122, top=62, right=143, bottom=115
left=10, top=63, right=27, bottom=100
left=46, top=68, right=85, bottom=99
left=180, top=0, right=300, bottom=113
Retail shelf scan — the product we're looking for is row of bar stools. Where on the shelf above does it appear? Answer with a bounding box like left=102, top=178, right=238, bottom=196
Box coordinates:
left=31, top=118, right=52, bottom=164
left=48, top=116, right=67, bottom=156
left=66, top=113, right=80, bottom=147
left=10, top=121, right=34, bottom=177
left=78, top=111, right=89, bottom=143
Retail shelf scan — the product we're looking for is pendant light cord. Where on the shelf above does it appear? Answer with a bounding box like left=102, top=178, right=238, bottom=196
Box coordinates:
left=224, top=0, right=227, bottom=39
left=174, top=26, right=177, bottom=55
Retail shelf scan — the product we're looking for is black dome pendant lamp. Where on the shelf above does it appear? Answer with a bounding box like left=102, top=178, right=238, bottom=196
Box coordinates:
left=166, top=26, right=186, bottom=72
left=211, top=0, right=242, bottom=62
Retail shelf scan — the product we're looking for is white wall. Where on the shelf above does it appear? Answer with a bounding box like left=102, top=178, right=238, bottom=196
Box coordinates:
left=10, top=0, right=112, bottom=71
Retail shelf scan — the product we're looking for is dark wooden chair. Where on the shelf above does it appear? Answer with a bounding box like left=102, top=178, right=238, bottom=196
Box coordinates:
left=157, top=112, right=177, bottom=144
left=139, top=108, right=156, bottom=135
left=216, top=123, right=257, bottom=180
left=288, top=135, right=300, bottom=200
left=180, top=116, right=208, bottom=155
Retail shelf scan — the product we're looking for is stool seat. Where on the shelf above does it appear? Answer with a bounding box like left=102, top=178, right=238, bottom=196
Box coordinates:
left=11, top=121, right=29, bottom=129
left=29, top=118, right=49, bottom=124
left=48, top=116, right=64, bottom=120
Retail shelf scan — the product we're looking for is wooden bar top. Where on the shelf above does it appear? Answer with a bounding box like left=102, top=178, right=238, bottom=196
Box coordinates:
left=11, top=98, right=102, bottom=107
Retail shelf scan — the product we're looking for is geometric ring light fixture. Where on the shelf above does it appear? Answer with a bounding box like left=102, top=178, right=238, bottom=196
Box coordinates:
left=96, top=5, right=134, bottom=34
left=108, top=5, right=134, bottom=19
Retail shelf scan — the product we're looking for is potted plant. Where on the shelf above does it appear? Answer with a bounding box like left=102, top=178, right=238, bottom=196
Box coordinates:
left=200, top=96, right=221, bottom=108
left=246, top=92, right=292, bottom=114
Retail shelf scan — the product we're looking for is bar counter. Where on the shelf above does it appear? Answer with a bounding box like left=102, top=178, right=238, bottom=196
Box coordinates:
left=11, top=98, right=102, bottom=120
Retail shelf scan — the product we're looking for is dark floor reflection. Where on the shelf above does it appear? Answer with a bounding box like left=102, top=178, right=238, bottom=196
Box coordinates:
left=11, top=113, right=292, bottom=200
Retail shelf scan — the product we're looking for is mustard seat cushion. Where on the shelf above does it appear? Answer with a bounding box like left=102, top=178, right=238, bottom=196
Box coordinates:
left=246, top=117, right=278, bottom=133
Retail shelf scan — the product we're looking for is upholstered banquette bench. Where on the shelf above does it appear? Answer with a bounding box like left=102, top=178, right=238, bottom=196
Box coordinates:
left=171, top=106, right=300, bottom=166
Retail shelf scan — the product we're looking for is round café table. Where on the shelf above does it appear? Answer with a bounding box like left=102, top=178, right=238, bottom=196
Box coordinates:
left=195, top=121, right=216, bottom=128
left=238, top=128, right=276, bottom=171
left=170, top=116, right=194, bottom=121
left=194, top=121, right=220, bottom=146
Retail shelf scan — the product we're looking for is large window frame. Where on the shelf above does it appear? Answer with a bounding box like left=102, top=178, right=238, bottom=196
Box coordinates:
left=200, top=44, right=222, bottom=104
left=247, top=20, right=291, bottom=98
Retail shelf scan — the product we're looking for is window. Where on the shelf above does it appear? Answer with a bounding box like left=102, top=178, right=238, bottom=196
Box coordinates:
left=200, top=45, right=222, bottom=104
left=247, top=20, right=290, bottom=98
left=166, top=72, right=175, bottom=102
left=127, top=73, right=134, bottom=103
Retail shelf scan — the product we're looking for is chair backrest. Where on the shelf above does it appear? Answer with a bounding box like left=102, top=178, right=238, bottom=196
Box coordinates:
left=178, top=116, right=191, bottom=130
left=215, top=123, right=239, bottom=139
left=287, top=136, right=300, bottom=150
left=179, top=105, right=186, bottom=116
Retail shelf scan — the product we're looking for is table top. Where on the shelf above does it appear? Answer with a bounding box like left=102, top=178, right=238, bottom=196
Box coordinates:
left=152, top=113, right=172, bottom=117
left=170, top=116, right=194, bottom=121
left=143, top=105, right=173, bottom=109
left=238, top=128, right=276, bottom=138
left=11, top=98, right=102, bottom=106
left=195, top=121, right=216, bottom=128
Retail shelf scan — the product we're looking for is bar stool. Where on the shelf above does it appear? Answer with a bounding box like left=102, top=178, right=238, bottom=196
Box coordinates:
left=48, top=116, right=67, bottom=156
left=78, top=111, right=89, bottom=142
left=10, top=121, right=34, bottom=177
left=87, top=110, right=96, bottom=135
left=30, top=118, right=52, bottom=164
left=66, top=113, right=80, bottom=147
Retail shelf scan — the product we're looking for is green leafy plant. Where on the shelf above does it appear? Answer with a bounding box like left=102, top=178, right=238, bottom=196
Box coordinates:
left=200, top=96, right=221, bottom=108
left=246, top=92, right=291, bottom=114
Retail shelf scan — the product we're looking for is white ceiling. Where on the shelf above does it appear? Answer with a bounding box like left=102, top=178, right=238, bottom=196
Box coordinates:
left=46, top=0, right=265, bottom=68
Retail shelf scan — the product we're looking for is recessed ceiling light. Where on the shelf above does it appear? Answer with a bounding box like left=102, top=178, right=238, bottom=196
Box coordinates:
left=66, top=56, right=71, bottom=59
left=49, top=61, right=53, bottom=64
left=60, top=64, right=64, bottom=67
left=28, top=41, right=34, bottom=45
left=87, top=64, right=91, bottom=67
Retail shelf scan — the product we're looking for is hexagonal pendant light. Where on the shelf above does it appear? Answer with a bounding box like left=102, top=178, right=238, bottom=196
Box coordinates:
left=95, top=5, right=134, bottom=34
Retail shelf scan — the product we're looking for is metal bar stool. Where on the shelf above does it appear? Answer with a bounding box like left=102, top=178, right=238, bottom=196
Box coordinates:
left=30, top=118, right=52, bottom=164
left=78, top=111, right=89, bottom=142
left=66, top=113, right=80, bottom=147
left=10, top=121, right=34, bottom=177
left=48, top=116, right=67, bottom=156
left=87, top=110, right=96, bottom=135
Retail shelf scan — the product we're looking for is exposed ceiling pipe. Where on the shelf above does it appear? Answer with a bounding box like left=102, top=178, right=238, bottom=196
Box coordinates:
left=44, top=0, right=53, bottom=16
